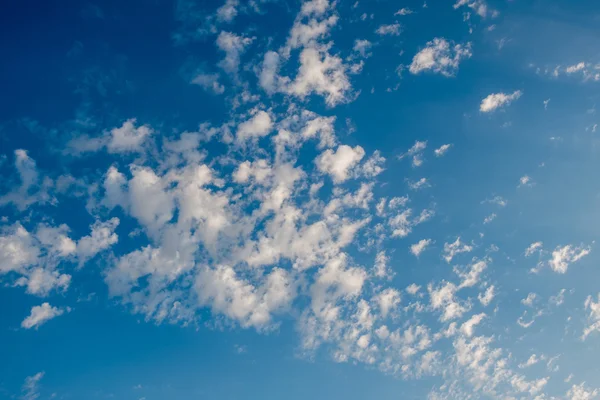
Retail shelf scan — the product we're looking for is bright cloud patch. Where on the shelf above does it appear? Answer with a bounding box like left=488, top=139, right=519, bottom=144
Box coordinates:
left=21, top=303, right=65, bottom=329
left=480, top=90, right=523, bottom=113
left=409, top=38, right=472, bottom=77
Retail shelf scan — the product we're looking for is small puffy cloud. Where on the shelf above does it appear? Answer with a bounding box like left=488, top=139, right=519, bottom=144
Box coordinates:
left=479, top=90, right=522, bottom=113
left=482, top=195, right=507, bottom=207
left=406, top=283, right=420, bottom=295
left=411, top=239, right=432, bottom=257
left=353, top=39, right=372, bottom=58
left=287, top=47, right=352, bottom=107
left=408, top=178, right=430, bottom=190
left=518, top=354, right=541, bottom=369
left=525, top=241, right=543, bottom=257
left=478, top=285, right=495, bottom=306
left=399, top=140, right=427, bottom=167
left=0, top=150, right=52, bottom=210
left=373, top=250, right=391, bottom=279
left=434, top=144, right=452, bottom=157
left=107, top=119, right=153, bottom=153
left=409, top=38, right=472, bottom=77
left=259, top=51, right=282, bottom=94
left=195, top=266, right=294, bottom=329
left=521, top=292, right=537, bottom=307
left=518, top=175, right=534, bottom=187
left=76, top=218, right=120, bottom=265
left=549, top=244, right=591, bottom=273
left=316, top=144, right=365, bottom=183
left=376, top=23, right=401, bottom=36
left=460, top=313, right=486, bottom=337
left=216, top=0, right=238, bottom=22
left=567, top=382, right=599, bottom=400
left=583, top=294, right=600, bottom=340
left=454, top=0, right=492, bottom=18
left=455, top=259, right=487, bottom=288
left=285, top=15, right=338, bottom=52
left=216, top=31, right=253, bottom=75
left=428, top=281, right=468, bottom=321
left=395, top=7, right=413, bottom=16
left=358, top=150, right=386, bottom=178
left=374, top=288, right=401, bottom=317
left=191, top=73, right=225, bottom=94
left=236, top=111, right=273, bottom=142
left=300, top=0, right=331, bottom=17
left=21, top=303, right=64, bottom=329
left=443, top=237, right=473, bottom=263
left=20, top=268, right=71, bottom=297
left=483, top=213, right=496, bottom=224
left=566, top=62, right=586, bottom=74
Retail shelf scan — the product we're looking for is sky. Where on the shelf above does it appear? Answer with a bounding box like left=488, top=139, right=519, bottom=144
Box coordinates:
left=1, top=0, right=600, bottom=399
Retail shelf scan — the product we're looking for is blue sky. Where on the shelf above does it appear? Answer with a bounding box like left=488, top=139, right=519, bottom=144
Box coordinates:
left=2, top=0, right=600, bottom=399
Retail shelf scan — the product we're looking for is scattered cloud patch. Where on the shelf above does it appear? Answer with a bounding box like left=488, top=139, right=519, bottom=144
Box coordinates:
left=480, top=90, right=522, bottom=113
left=409, top=38, right=472, bottom=77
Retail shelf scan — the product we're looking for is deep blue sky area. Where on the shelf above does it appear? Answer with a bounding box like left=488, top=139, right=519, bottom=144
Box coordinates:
left=2, top=0, right=600, bottom=399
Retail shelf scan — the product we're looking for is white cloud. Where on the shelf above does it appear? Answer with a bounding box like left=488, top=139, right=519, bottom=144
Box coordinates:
left=409, top=38, right=472, bottom=77
left=567, top=382, right=599, bottom=400
left=399, top=140, right=427, bottom=167
left=453, top=0, right=492, bottom=18
left=353, top=39, right=372, bottom=58
left=196, top=265, right=294, bottom=329
left=300, top=0, right=331, bottom=17
left=21, top=371, right=44, bottom=400
left=66, top=119, right=153, bottom=155
left=376, top=23, right=401, bottom=36
left=373, top=250, right=391, bottom=279
left=582, top=294, right=600, bottom=340
left=521, top=293, right=537, bottom=307
left=76, top=218, right=120, bottom=265
left=374, top=288, right=401, bottom=317
left=455, top=259, right=487, bottom=288
left=482, top=195, right=507, bottom=207
left=478, top=285, right=495, bottom=306
left=428, top=281, right=468, bottom=321
left=217, top=0, right=238, bottom=22
left=443, top=237, right=473, bottom=263
left=236, top=111, right=273, bottom=142
left=359, top=150, right=386, bottom=178
left=287, top=47, right=352, bottom=106
left=216, top=31, right=253, bottom=75
left=411, top=239, right=432, bottom=257
left=518, top=354, right=541, bottom=369
left=525, top=241, right=543, bottom=257
left=566, top=62, right=586, bottom=74
left=406, top=283, right=420, bottom=295
left=479, top=90, right=522, bottom=113
left=0, top=150, right=52, bottom=210
left=259, top=51, right=282, bottom=94
left=483, top=213, right=496, bottom=224
left=191, top=73, right=225, bottom=94
left=20, top=268, right=71, bottom=297
left=21, top=303, right=64, bottom=329
left=460, top=313, right=486, bottom=337
left=434, top=144, right=452, bottom=157
left=285, top=15, right=338, bottom=53
left=108, top=119, right=153, bottom=153
left=408, top=178, right=430, bottom=190
left=316, top=145, right=365, bottom=183
left=395, top=7, right=414, bottom=16
left=549, top=244, right=591, bottom=273
left=518, top=175, right=533, bottom=187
